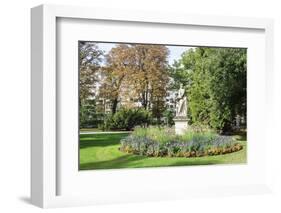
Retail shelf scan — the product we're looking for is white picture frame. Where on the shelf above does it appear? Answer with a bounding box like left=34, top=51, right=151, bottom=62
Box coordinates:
left=31, top=4, right=274, bottom=208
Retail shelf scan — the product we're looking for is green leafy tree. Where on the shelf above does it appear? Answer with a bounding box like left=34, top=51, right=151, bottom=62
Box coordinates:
left=79, top=42, right=103, bottom=105
left=79, top=99, right=104, bottom=128
left=163, top=109, right=175, bottom=126
left=208, top=48, right=247, bottom=131
left=170, top=47, right=247, bottom=132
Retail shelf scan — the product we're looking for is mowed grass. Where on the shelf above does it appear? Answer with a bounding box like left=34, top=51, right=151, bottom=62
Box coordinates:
left=79, top=133, right=247, bottom=170
left=80, top=128, right=102, bottom=132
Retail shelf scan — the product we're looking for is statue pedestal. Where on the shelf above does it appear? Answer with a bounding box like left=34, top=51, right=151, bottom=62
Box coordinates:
left=174, top=117, right=188, bottom=135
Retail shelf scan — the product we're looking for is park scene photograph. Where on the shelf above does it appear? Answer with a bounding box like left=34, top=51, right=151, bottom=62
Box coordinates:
left=79, top=41, right=247, bottom=170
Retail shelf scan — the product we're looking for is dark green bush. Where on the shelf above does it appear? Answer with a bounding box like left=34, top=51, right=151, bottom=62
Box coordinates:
left=163, top=109, right=175, bottom=126
left=99, top=108, right=152, bottom=131
left=79, top=100, right=105, bottom=128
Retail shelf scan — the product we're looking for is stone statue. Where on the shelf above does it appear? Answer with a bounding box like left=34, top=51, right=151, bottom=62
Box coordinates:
left=175, top=84, right=187, bottom=118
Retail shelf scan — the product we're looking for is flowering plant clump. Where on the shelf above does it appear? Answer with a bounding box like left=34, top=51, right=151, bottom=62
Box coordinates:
left=119, top=127, right=243, bottom=158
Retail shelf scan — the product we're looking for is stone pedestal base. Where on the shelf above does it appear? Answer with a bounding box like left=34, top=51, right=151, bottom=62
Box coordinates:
left=174, top=117, right=188, bottom=135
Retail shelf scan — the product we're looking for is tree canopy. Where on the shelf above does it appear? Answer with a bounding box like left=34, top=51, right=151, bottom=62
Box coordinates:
left=169, top=47, right=247, bottom=132
left=99, top=44, right=170, bottom=119
left=79, top=42, right=247, bottom=132
left=79, top=41, right=104, bottom=104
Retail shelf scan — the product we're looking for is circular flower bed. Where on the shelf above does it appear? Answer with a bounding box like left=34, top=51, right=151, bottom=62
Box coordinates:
left=119, top=127, right=243, bottom=158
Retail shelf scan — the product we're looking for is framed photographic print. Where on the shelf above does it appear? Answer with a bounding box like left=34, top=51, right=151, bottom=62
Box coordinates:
left=31, top=4, right=274, bottom=208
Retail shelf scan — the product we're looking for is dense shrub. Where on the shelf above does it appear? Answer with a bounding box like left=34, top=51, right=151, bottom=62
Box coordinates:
left=120, top=127, right=243, bottom=158
left=99, top=108, right=152, bottom=131
left=80, top=100, right=104, bottom=128
left=163, top=109, right=175, bottom=126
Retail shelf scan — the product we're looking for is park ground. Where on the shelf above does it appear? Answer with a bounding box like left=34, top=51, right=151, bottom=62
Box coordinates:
left=79, top=131, right=247, bottom=170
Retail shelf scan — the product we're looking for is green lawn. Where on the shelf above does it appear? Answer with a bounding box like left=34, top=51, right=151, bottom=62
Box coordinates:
left=79, top=133, right=247, bottom=170
left=80, top=128, right=102, bottom=132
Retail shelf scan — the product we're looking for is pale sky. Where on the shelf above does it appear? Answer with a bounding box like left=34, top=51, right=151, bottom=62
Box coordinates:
left=96, top=42, right=193, bottom=65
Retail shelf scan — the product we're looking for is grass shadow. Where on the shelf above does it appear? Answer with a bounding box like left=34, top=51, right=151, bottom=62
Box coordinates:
left=80, top=153, right=222, bottom=170
left=79, top=133, right=129, bottom=149
left=80, top=154, right=146, bottom=169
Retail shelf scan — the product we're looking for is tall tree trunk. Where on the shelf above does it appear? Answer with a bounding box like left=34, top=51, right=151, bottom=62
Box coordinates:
left=141, top=92, right=147, bottom=109
left=111, top=98, right=118, bottom=114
